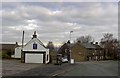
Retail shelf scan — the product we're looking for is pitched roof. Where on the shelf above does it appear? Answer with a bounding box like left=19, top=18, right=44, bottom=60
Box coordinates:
left=93, top=44, right=103, bottom=50
left=58, top=43, right=69, bottom=53
left=81, top=43, right=96, bottom=49
left=24, top=38, right=46, bottom=48
left=23, top=31, right=46, bottom=48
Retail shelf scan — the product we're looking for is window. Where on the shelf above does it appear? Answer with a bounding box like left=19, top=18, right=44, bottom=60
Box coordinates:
left=33, top=43, right=37, bottom=49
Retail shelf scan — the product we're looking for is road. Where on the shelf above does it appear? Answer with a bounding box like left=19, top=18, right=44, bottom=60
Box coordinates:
left=2, top=60, right=119, bottom=77
left=58, top=61, right=118, bottom=76
left=13, top=63, right=74, bottom=76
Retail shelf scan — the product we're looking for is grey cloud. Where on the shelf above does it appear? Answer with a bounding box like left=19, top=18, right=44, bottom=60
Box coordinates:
left=1, top=2, right=118, bottom=44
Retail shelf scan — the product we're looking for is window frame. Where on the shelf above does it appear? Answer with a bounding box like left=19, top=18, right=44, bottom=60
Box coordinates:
left=33, top=43, right=37, bottom=49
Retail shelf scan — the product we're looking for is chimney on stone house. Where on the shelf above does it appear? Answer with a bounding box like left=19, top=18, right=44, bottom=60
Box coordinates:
left=90, top=42, right=94, bottom=44
left=95, top=42, right=98, bottom=45
left=77, top=40, right=81, bottom=43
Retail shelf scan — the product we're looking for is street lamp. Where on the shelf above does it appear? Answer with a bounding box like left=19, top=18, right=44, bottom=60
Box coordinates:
left=70, top=31, right=73, bottom=42
left=69, top=31, right=73, bottom=64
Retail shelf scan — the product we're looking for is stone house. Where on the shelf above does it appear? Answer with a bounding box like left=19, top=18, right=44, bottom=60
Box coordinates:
left=58, top=41, right=104, bottom=62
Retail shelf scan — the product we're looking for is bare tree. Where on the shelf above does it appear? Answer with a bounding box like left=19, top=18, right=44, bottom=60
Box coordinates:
left=100, top=33, right=118, bottom=60
left=76, top=35, right=94, bottom=43
left=46, top=41, right=54, bottom=52
left=101, top=33, right=113, bottom=42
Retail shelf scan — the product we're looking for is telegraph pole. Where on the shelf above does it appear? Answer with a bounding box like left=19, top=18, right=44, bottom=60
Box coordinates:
left=21, top=30, right=25, bottom=63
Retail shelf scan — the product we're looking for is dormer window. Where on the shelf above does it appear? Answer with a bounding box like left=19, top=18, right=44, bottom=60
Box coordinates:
left=33, top=43, right=37, bottom=49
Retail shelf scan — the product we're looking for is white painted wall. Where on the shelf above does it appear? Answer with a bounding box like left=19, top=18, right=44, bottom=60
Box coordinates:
left=45, top=49, right=49, bottom=64
left=25, top=53, right=43, bottom=63
left=14, top=47, right=22, bottom=58
left=22, top=38, right=50, bottom=64
left=23, top=39, right=46, bottom=51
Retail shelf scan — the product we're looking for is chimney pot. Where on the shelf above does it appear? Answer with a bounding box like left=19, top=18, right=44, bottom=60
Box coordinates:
left=95, top=42, right=98, bottom=45
left=16, top=42, right=18, bottom=45
left=90, top=42, right=93, bottom=44
left=77, top=40, right=81, bottom=43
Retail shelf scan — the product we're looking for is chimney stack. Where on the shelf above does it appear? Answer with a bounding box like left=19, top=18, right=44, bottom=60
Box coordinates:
left=32, top=31, right=37, bottom=39
left=67, top=40, right=70, bottom=44
left=16, top=42, right=18, bottom=45
left=77, top=40, right=81, bottom=43
left=90, top=42, right=93, bottom=44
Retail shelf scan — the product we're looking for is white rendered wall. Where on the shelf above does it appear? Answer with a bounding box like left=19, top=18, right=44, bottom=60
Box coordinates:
left=45, top=49, right=49, bottom=64
left=23, top=39, right=46, bottom=52
left=14, top=47, right=22, bottom=58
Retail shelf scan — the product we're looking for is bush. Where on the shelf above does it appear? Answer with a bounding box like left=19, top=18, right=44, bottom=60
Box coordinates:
left=1, top=51, right=11, bottom=59
left=0, top=52, right=2, bottom=58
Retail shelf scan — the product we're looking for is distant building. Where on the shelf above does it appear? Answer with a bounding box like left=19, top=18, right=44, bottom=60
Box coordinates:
left=58, top=40, right=71, bottom=61
left=0, top=42, right=19, bottom=58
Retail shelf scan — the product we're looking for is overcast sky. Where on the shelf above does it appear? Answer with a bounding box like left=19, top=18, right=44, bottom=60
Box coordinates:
left=1, top=2, right=118, bottom=46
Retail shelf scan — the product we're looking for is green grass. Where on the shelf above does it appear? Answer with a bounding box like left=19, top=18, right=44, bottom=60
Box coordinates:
left=0, top=51, right=11, bottom=59
left=0, top=52, right=2, bottom=58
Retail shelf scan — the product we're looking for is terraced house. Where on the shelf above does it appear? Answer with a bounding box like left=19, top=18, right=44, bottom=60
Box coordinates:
left=59, top=41, right=104, bottom=62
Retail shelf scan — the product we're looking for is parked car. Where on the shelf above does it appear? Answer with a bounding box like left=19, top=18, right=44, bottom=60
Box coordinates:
left=62, top=56, right=68, bottom=63
left=54, top=54, right=62, bottom=65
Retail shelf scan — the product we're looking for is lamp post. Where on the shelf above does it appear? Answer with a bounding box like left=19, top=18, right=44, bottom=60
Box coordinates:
left=69, top=31, right=73, bottom=64
left=70, top=31, right=73, bottom=42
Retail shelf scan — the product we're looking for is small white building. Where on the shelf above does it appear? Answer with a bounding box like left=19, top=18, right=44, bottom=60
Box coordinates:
left=14, top=46, right=22, bottom=58
left=14, top=31, right=50, bottom=64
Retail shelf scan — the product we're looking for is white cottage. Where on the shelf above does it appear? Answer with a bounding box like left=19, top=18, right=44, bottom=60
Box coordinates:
left=14, top=31, right=50, bottom=64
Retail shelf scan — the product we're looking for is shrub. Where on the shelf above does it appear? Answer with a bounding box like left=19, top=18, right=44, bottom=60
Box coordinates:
left=1, top=51, right=11, bottom=59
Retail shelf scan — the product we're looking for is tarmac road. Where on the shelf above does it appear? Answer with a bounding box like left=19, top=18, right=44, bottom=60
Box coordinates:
left=2, top=60, right=119, bottom=77
left=59, top=61, right=118, bottom=76
left=13, top=63, right=75, bottom=76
